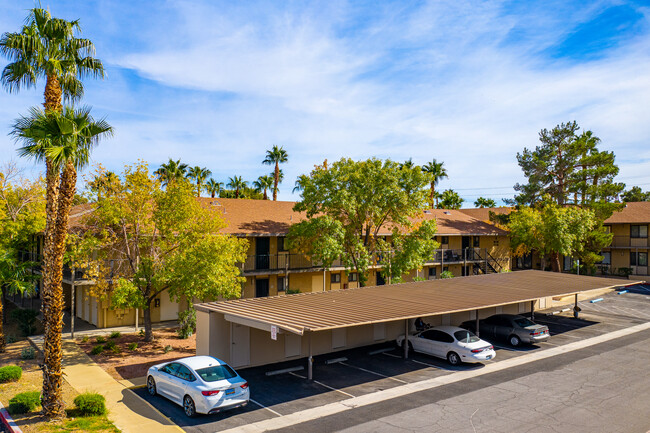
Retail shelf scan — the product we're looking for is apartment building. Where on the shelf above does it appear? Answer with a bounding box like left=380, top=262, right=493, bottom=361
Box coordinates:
left=599, top=202, right=650, bottom=276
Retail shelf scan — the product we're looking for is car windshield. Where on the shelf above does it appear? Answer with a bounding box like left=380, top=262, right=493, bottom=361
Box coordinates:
left=514, top=318, right=535, bottom=328
left=454, top=330, right=480, bottom=343
left=195, top=364, right=238, bottom=382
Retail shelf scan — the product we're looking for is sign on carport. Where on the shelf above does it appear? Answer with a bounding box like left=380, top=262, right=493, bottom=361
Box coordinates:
left=271, top=325, right=278, bottom=340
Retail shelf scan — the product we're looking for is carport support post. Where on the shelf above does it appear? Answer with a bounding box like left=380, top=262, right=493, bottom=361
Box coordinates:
left=530, top=300, right=535, bottom=321
left=403, top=319, right=409, bottom=359
left=307, top=332, right=313, bottom=381
left=475, top=310, right=479, bottom=337
left=574, top=293, right=579, bottom=319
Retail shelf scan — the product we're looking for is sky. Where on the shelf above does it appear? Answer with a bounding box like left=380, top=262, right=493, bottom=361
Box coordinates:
left=0, top=0, right=649, bottom=206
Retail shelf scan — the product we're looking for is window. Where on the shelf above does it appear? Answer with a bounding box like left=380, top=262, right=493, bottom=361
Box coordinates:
left=631, top=225, right=648, bottom=238
left=195, top=364, right=238, bottom=382
left=277, top=237, right=288, bottom=251
left=493, top=239, right=499, bottom=246
left=331, top=273, right=341, bottom=283
left=513, top=317, right=535, bottom=328
left=454, top=330, right=479, bottom=343
left=431, top=330, right=454, bottom=343
left=176, top=364, right=196, bottom=382
left=161, top=363, right=179, bottom=376
left=277, top=276, right=285, bottom=292
left=473, top=236, right=480, bottom=248
left=563, top=256, right=573, bottom=271
left=631, top=252, right=648, bottom=266
left=440, top=236, right=449, bottom=245
left=348, top=273, right=357, bottom=282
left=598, top=252, right=611, bottom=265
left=428, top=267, right=436, bottom=279
left=443, top=266, right=449, bottom=273
left=604, top=225, right=611, bottom=233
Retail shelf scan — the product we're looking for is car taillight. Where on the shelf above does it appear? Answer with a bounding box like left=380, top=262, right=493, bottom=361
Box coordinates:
left=471, top=346, right=492, bottom=353
left=201, top=390, right=220, bottom=396
left=240, top=382, right=249, bottom=389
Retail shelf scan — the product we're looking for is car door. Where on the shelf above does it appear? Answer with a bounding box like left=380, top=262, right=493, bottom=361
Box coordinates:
left=482, top=316, right=498, bottom=338
left=427, top=330, right=452, bottom=358
left=494, top=317, right=514, bottom=340
left=157, top=363, right=180, bottom=399
left=412, top=330, right=435, bottom=354
left=167, top=364, right=197, bottom=404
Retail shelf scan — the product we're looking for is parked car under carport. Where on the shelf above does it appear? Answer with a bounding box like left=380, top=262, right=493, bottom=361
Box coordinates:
left=461, top=314, right=549, bottom=346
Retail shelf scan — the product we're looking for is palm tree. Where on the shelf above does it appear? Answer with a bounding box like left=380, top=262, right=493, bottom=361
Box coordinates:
left=1, top=8, right=104, bottom=419
left=253, top=175, right=274, bottom=200
left=0, top=249, right=37, bottom=352
left=154, top=159, right=188, bottom=186
left=262, top=145, right=288, bottom=201
left=474, top=197, right=497, bottom=208
left=227, top=176, right=248, bottom=198
left=422, top=159, right=448, bottom=208
left=204, top=179, right=223, bottom=198
left=88, top=170, right=119, bottom=200
left=400, top=158, right=416, bottom=169
left=438, top=189, right=464, bottom=209
left=11, top=106, right=112, bottom=417
left=187, top=166, right=211, bottom=197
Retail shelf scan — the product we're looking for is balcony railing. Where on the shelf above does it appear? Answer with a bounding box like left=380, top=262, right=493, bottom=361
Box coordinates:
left=607, top=236, right=649, bottom=248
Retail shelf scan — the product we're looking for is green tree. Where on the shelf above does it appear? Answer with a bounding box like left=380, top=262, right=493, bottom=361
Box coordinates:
left=187, top=166, right=212, bottom=198
left=621, top=186, right=650, bottom=202
left=154, top=159, right=188, bottom=186
left=262, top=145, right=288, bottom=201
left=1, top=8, right=105, bottom=418
left=422, top=159, right=447, bottom=208
left=288, top=158, right=438, bottom=286
left=253, top=175, right=274, bottom=200
left=204, top=179, right=223, bottom=198
left=87, top=167, right=120, bottom=201
left=438, top=189, right=464, bottom=209
left=80, top=162, right=248, bottom=342
left=227, top=176, right=247, bottom=199
left=474, top=197, right=497, bottom=208
left=508, top=201, right=608, bottom=272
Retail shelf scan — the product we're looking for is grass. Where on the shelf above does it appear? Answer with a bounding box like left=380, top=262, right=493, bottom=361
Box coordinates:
left=44, top=413, right=120, bottom=432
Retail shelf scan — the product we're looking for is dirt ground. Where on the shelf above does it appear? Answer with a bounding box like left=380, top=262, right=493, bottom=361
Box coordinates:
left=76, top=329, right=196, bottom=380
left=0, top=340, right=117, bottom=433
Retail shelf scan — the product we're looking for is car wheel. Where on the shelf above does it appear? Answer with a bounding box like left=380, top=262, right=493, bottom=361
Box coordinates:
left=147, top=376, right=157, bottom=396
left=447, top=351, right=461, bottom=366
left=509, top=335, right=521, bottom=347
left=183, top=395, right=196, bottom=417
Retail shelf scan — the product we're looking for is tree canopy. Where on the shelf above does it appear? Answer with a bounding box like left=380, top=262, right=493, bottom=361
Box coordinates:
left=437, top=189, right=464, bottom=209
left=288, top=158, right=438, bottom=286
left=621, top=186, right=650, bottom=202
left=474, top=197, right=497, bottom=208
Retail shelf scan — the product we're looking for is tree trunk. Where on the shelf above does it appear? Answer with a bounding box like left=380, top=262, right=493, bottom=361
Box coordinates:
left=143, top=306, right=153, bottom=342
left=0, top=292, right=5, bottom=353
left=273, top=162, right=279, bottom=201
left=44, top=75, right=62, bottom=112
left=550, top=252, right=561, bottom=272
left=42, top=161, right=76, bottom=419
left=429, top=182, right=435, bottom=209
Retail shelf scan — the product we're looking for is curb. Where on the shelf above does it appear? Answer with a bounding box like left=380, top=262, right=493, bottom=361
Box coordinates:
left=0, top=402, right=23, bottom=433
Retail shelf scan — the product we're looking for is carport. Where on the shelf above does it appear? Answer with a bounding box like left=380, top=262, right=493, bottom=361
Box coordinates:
left=195, top=270, right=639, bottom=380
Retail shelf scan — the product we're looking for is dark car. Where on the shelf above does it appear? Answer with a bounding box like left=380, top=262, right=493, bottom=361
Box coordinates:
left=460, top=314, right=550, bottom=347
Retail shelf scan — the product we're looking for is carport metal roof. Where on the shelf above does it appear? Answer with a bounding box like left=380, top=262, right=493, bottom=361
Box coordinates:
left=194, top=270, right=641, bottom=335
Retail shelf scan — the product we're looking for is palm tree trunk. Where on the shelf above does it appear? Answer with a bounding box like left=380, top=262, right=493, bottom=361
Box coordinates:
left=42, top=161, right=76, bottom=419
left=273, top=162, right=279, bottom=201
left=211, top=192, right=215, bottom=198
left=43, top=75, right=62, bottom=112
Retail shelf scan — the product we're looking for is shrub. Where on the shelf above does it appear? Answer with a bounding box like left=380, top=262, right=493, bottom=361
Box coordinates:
left=8, top=391, right=41, bottom=414
left=440, top=270, right=454, bottom=279
left=91, top=345, right=104, bottom=355
left=0, top=366, right=22, bottom=383
left=138, top=329, right=145, bottom=337
left=177, top=308, right=196, bottom=339
left=10, top=308, right=39, bottom=336
left=6, top=335, right=17, bottom=344
left=95, top=336, right=106, bottom=344
left=73, top=393, right=106, bottom=416
left=104, top=340, right=116, bottom=350
left=21, top=346, right=36, bottom=360
left=618, top=267, right=633, bottom=278
left=111, top=346, right=120, bottom=354
left=285, top=288, right=301, bottom=295
left=110, top=331, right=121, bottom=339
left=128, top=342, right=138, bottom=351
left=82, top=335, right=89, bottom=343
left=163, top=345, right=173, bottom=353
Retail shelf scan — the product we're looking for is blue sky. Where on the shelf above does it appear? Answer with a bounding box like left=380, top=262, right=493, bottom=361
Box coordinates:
left=1, top=0, right=649, bottom=205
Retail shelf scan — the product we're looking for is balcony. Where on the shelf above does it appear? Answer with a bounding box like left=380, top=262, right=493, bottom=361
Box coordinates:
left=607, top=236, right=649, bottom=249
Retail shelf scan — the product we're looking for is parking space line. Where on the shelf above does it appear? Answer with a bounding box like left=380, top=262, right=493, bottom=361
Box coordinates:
left=249, top=398, right=282, bottom=417
left=289, top=372, right=356, bottom=398
left=339, top=362, right=408, bottom=384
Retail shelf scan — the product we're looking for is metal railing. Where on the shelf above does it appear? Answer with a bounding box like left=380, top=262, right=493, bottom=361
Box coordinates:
left=607, top=236, right=649, bottom=248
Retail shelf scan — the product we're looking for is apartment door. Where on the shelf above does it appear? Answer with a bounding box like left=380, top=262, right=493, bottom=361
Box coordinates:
left=231, top=323, right=250, bottom=367
left=255, top=237, right=270, bottom=270
left=255, top=278, right=270, bottom=298
left=462, top=236, right=471, bottom=252
left=376, top=272, right=386, bottom=286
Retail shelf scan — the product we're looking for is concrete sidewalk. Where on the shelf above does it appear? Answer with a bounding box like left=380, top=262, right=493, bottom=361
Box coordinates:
left=30, top=339, right=183, bottom=433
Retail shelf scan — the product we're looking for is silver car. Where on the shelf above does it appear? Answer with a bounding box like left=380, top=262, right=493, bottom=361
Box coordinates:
left=461, top=314, right=550, bottom=347
left=147, top=355, right=249, bottom=417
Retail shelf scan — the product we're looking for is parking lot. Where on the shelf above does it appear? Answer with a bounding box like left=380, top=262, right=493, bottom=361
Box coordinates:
left=132, top=284, right=650, bottom=433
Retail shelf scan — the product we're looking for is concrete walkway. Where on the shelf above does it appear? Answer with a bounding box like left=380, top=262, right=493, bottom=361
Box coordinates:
left=29, top=328, right=183, bottom=433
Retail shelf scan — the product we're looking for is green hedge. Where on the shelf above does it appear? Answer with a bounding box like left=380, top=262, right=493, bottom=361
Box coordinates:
left=0, top=365, right=22, bottom=383
left=74, top=393, right=106, bottom=416
left=8, top=391, right=41, bottom=414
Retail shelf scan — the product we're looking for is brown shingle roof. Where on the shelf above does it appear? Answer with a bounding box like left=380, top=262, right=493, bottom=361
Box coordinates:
left=604, top=202, right=650, bottom=224
left=67, top=199, right=509, bottom=236
left=458, top=207, right=513, bottom=223
left=195, top=270, right=641, bottom=335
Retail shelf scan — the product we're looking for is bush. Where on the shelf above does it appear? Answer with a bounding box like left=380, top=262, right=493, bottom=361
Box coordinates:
left=104, top=340, right=116, bottom=350
left=138, top=329, right=144, bottom=337
left=163, top=345, right=173, bottom=353
left=0, top=366, right=22, bottom=383
left=95, top=336, right=106, bottom=344
left=285, top=288, right=301, bottom=295
left=128, top=342, right=138, bottom=351
left=618, top=267, right=633, bottom=278
left=6, top=335, right=17, bottom=344
left=111, top=346, right=120, bottom=354
left=10, top=308, right=39, bottom=336
left=8, top=391, right=41, bottom=414
left=91, top=345, right=104, bottom=355
left=440, top=270, right=454, bottom=279
left=110, top=331, right=121, bottom=339
left=177, top=308, right=196, bottom=339
left=21, top=346, right=36, bottom=360
left=73, top=393, right=106, bottom=416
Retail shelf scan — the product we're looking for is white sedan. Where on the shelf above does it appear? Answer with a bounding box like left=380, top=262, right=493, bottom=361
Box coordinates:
left=396, top=325, right=496, bottom=366
left=147, top=355, right=250, bottom=417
